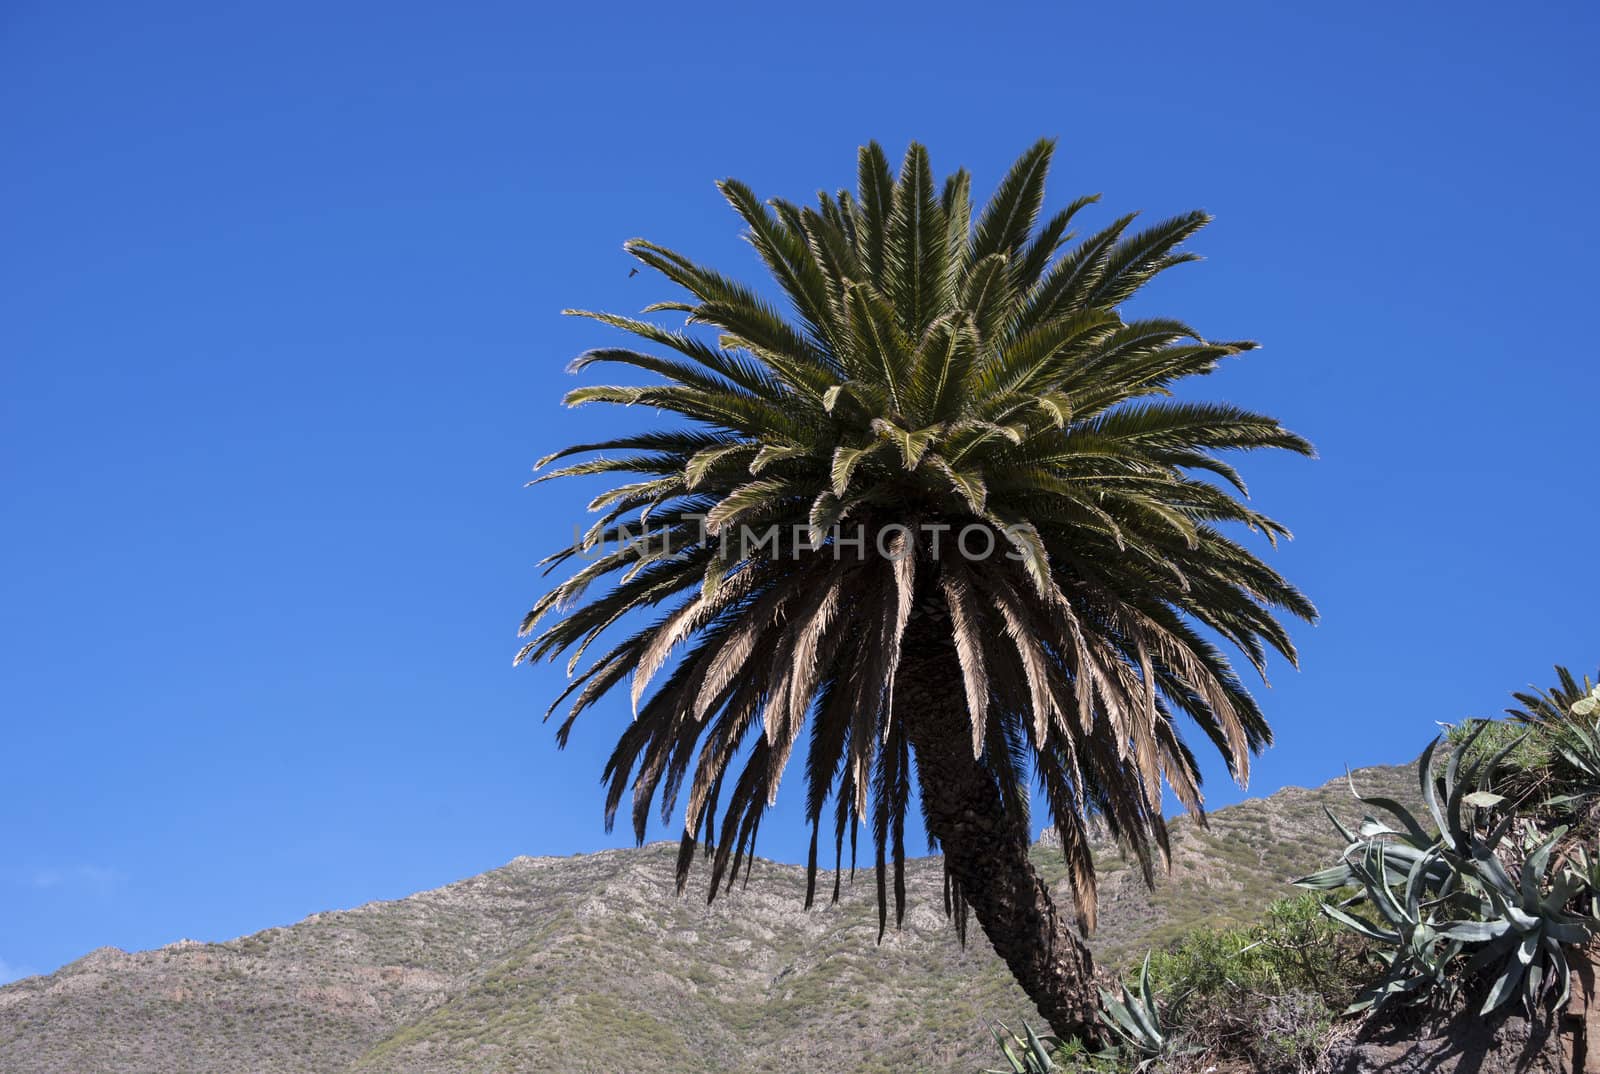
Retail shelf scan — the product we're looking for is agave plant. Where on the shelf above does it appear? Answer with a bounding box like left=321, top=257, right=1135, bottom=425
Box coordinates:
left=520, top=139, right=1315, bottom=1035
left=1440, top=824, right=1594, bottom=1013
left=1298, top=724, right=1598, bottom=1015
left=1097, top=953, right=1199, bottom=1070
left=1297, top=722, right=1523, bottom=892
left=1568, top=840, right=1600, bottom=919
left=1315, top=843, right=1463, bottom=1012
left=986, top=1022, right=1060, bottom=1074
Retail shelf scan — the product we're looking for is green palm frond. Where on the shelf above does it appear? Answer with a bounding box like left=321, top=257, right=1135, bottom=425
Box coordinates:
left=520, top=139, right=1315, bottom=932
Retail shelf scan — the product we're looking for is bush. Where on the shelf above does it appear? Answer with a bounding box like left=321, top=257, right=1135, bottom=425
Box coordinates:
left=1148, top=893, right=1365, bottom=1003
left=1008, top=896, right=1365, bottom=1072
left=986, top=665, right=1600, bottom=1073
left=1450, top=664, right=1600, bottom=816
left=1136, top=894, right=1364, bottom=1070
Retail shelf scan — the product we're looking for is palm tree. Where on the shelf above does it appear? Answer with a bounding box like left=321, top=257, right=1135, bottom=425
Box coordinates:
left=1507, top=665, right=1600, bottom=725
left=518, top=139, right=1315, bottom=1037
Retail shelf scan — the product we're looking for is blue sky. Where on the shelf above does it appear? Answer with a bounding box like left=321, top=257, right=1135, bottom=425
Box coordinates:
left=2, top=1, right=1596, bottom=983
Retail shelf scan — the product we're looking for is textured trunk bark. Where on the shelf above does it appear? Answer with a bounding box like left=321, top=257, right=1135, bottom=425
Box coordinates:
left=895, top=625, right=1101, bottom=1041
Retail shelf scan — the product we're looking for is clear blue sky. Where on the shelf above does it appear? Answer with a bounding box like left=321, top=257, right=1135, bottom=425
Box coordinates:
left=2, top=1, right=1596, bottom=984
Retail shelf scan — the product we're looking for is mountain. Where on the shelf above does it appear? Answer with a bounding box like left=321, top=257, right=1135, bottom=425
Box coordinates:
left=0, top=763, right=1418, bottom=1074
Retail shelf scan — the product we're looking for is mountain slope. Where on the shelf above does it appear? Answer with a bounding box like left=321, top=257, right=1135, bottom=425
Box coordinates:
left=0, top=762, right=1418, bottom=1074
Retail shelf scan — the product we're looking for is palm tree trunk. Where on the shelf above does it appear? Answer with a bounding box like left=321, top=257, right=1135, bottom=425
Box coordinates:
left=895, top=634, right=1101, bottom=1041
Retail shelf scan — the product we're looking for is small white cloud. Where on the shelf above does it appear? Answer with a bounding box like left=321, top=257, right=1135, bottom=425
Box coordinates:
left=19, top=865, right=126, bottom=896
left=0, top=958, right=37, bottom=985
left=25, top=868, right=63, bottom=888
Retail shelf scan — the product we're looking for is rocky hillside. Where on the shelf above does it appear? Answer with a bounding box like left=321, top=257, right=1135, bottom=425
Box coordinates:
left=0, top=763, right=1418, bottom=1074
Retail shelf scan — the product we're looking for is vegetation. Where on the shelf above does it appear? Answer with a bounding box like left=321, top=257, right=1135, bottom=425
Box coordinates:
left=1, top=765, right=1416, bottom=1074
left=1095, top=954, right=1191, bottom=1070
left=520, top=138, right=1314, bottom=1035
left=1297, top=724, right=1596, bottom=1016
left=988, top=894, right=1366, bottom=1072
left=986, top=1022, right=1064, bottom=1073
left=1467, top=664, right=1600, bottom=814
left=983, top=663, right=1600, bottom=1073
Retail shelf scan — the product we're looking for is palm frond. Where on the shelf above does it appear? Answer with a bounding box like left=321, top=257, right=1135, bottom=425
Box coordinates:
left=522, top=138, right=1313, bottom=938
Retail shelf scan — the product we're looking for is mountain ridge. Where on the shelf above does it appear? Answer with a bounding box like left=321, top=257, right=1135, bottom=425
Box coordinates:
left=0, top=761, right=1420, bottom=1074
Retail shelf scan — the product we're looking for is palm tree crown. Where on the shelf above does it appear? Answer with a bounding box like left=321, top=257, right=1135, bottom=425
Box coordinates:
left=519, top=139, right=1315, bottom=939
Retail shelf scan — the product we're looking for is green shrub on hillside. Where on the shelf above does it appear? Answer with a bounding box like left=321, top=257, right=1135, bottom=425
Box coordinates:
left=994, top=895, right=1364, bottom=1072
left=981, top=664, right=1600, bottom=1073
left=1139, top=894, right=1362, bottom=1070
left=1147, top=893, right=1364, bottom=1005
left=1449, top=664, right=1600, bottom=815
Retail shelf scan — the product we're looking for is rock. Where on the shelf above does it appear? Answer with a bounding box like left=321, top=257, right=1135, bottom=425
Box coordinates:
left=1324, top=1006, right=1565, bottom=1074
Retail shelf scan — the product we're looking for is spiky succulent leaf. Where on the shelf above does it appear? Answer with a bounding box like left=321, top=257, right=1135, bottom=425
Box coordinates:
left=1306, top=727, right=1600, bottom=1016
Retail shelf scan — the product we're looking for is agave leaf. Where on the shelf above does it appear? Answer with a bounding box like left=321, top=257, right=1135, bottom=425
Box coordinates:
left=1294, top=863, right=1356, bottom=891
left=1472, top=841, right=1516, bottom=895
left=1501, top=899, right=1540, bottom=933
left=1550, top=944, right=1573, bottom=1009
left=1022, top=1023, right=1054, bottom=1069
left=1440, top=920, right=1510, bottom=943
left=1520, top=827, right=1566, bottom=906
left=1321, top=902, right=1399, bottom=943
left=1136, top=953, right=1159, bottom=1035
left=1099, top=993, right=1141, bottom=1039
left=1545, top=920, right=1594, bottom=946
left=1322, top=806, right=1359, bottom=843
left=1402, top=847, right=1439, bottom=911
left=1482, top=955, right=1528, bottom=1014
left=1350, top=773, right=1434, bottom=849
left=987, top=1022, right=1031, bottom=1074
left=1556, top=745, right=1598, bottom=777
